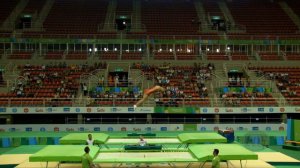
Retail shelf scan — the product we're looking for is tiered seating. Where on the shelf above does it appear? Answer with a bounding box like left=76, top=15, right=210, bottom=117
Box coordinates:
left=202, top=0, right=224, bottom=18
left=154, top=52, right=174, bottom=60
left=45, top=51, right=63, bottom=59
left=65, top=51, right=87, bottom=60
left=259, top=52, right=281, bottom=60
left=100, top=52, right=119, bottom=60
left=207, top=52, right=229, bottom=60
left=8, top=51, right=33, bottom=59
left=0, top=50, right=4, bottom=59
left=133, top=64, right=212, bottom=107
left=231, top=52, right=249, bottom=60
left=0, top=0, right=19, bottom=25
left=141, top=0, right=199, bottom=34
left=122, top=52, right=142, bottom=60
left=286, top=52, right=300, bottom=60
left=23, top=0, right=46, bottom=14
left=221, top=87, right=277, bottom=107
left=286, top=0, right=300, bottom=20
left=0, top=31, right=12, bottom=38
left=250, top=66, right=300, bottom=106
left=226, top=0, right=298, bottom=34
left=43, top=0, right=108, bottom=34
left=176, top=53, right=196, bottom=60
left=0, top=64, right=103, bottom=106
left=116, top=0, right=132, bottom=16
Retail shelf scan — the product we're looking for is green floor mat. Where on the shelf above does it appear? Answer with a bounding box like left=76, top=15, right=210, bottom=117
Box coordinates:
left=0, top=148, right=14, bottom=155
left=3, top=145, right=46, bottom=154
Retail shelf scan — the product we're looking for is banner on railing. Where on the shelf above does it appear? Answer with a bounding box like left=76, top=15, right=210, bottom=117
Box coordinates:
left=0, top=107, right=154, bottom=114
left=0, top=106, right=299, bottom=114
left=155, top=107, right=199, bottom=114
left=0, top=124, right=285, bottom=132
left=199, top=107, right=297, bottom=114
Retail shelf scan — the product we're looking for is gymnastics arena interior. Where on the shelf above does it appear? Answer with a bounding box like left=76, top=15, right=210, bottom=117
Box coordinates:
left=1, top=0, right=300, bottom=167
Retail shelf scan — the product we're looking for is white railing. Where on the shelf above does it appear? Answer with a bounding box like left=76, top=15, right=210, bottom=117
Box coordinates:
left=0, top=97, right=298, bottom=107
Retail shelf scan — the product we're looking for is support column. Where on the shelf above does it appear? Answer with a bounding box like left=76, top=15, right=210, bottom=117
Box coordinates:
left=281, top=114, right=287, bottom=124
left=146, top=114, right=152, bottom=124
left=77, top=114, right=83, bottom=124
left=214, top=114, right=220, bottom=124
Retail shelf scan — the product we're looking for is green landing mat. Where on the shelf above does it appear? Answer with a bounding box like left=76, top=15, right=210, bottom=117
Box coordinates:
left=3, top=145, right=46, bottom=154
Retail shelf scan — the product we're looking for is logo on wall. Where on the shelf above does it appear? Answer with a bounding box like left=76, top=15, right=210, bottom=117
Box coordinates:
left=0, top=108, right=6, bottom=112
left=225, top=108, right=233, bottom=112
left=76, top=108, right=81, bottom=113
left=252, top=127, right=259, bottom=131
left=97, top=108, right=106, bottom=112
left=94, top=127, right=100, bottom=131
left=160, top=127, right=168, bottom=131
left=121, top=127, right=127, bottom=131
left=54, top=127, right=59, bottom=132
left=258, top=108, right=264, bottom=112
left=66, top=128, right=74, bottom=132
left=269, top=108, right=274, bottom=112
left=279, top=126, right=285, bottom=131
left=242, top=108, right=247, bottom=112
left=238, top=127, right=244, bottom=131
left=200, top=127, right=206, bottom=131
left=9, top=128, right=16, bottom=132
left=35, top=108, right=44, bottom=112
left=133, top=128, right=141, bottom=131
left=40, top=127, right=46, bottom=132
left=214, top=108, right=219, bottom=113
left=86, top=108, right=91, bottom=113
left=63, top=108, right=70, bottom=112
left=202, top=108, right=208, bottom=113
left=280, top=108, right=285, bottom=112
left=295, top=108, right=300, bottom=112
left=146, top=127, right=152, bottom=132
left=47, top=108, right=52, bottom=112
left=266, top=127, right=271, bottom=131
left=78, top=127, right=85, bottom=131
left=24, top=108, right=29, bottom=113
left=107, top=127, right=113, bottom=131
left=128, top=107, right=134, bottom=112
left=139, top=108, right=152, bottom=112
left=25, top=127, right=32, bottom=131
left=12, top=108, right=17, bottom=113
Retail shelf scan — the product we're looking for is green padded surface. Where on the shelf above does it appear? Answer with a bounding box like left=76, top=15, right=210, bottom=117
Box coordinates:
left=3, top=145, right=46, bottom=154
left=29, top=145, right=99, bottom=162
left=59, top=133, right=109, bottom=145
left=189, top=144, right=258, bottom=161
left=177, top=133, right=227, bottom=143
left=106, top=138, right=180, bottom=145
left=93, top=152, right=198, bottom=163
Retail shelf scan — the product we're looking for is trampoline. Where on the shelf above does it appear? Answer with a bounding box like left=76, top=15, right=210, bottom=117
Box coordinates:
left=29, top=144, right=257, bottom=168
left=29, top=145, right=99, bottom=167
left=59, top=133, right=109, bottom=145
left=59, top=133, right=227, bottom=149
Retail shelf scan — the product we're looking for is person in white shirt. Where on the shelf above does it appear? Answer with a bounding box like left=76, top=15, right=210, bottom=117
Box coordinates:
left=86, top=134, right=94, bottom=146
left=138, top=136, right=147, bottom=146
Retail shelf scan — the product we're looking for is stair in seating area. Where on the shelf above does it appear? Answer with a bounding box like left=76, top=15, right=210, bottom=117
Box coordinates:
left=1, top=0, right=29, bottom=29
left=132, top=0, right=144, bottom=32
left=102, top=0, right=117, bottom=32
left=33, top=0, right=55, bottom=29
left=218, top=0, right=235, bottom=25
left=279, top=1, right=300, bottom=31
left=194, top=0, right=207, bottom=31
